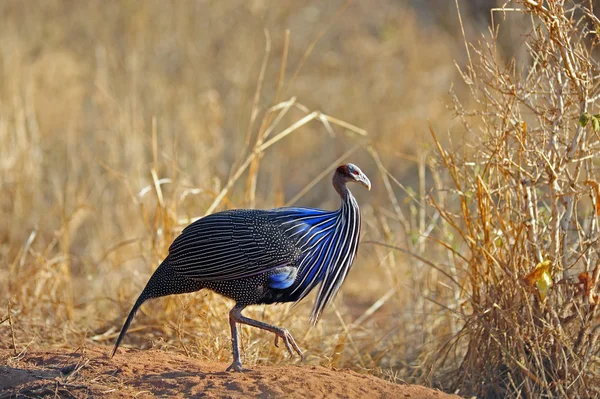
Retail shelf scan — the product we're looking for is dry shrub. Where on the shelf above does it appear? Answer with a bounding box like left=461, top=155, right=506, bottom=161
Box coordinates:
left=429, top=1, right=600, bottom=397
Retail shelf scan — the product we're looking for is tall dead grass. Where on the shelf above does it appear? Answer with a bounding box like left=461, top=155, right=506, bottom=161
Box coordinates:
left=0, top=0, right=459, bottom=383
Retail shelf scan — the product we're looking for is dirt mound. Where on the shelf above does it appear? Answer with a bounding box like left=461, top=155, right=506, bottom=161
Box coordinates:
left=0, top=347, right=460, bottom=398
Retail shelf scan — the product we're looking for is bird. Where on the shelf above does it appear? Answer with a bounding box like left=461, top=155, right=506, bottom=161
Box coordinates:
left=110, top=163, right=371, bottom=371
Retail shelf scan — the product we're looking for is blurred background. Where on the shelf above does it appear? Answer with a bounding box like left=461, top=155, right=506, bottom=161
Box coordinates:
left=0, top=0, right=528, bottom=390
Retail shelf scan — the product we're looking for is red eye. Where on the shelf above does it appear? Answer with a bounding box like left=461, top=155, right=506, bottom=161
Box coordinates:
left=352, top=170, right=359, bottom=175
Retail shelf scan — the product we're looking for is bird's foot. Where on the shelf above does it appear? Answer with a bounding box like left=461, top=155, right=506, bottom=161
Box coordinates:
left=273, top=328, right=304, bottom=360
left=226, top=361, right=244, bottom=372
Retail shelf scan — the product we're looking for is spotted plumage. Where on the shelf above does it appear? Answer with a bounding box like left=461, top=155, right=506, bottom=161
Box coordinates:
left=111, top=163, right=371, bottom=371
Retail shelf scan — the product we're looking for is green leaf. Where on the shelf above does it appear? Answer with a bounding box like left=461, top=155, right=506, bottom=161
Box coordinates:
left=592, top=116, right=600, bottom=132
left=579, top=112, right=591, bottom=127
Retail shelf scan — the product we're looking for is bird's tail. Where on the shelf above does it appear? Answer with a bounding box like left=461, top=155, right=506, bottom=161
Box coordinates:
left=110, top=287, right=150, bottom=358
left=110, top=258, right=203, bottom=358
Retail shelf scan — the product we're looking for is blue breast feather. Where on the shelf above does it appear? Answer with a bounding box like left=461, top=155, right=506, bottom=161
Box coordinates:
left=268, top=267, right=298, bottom=289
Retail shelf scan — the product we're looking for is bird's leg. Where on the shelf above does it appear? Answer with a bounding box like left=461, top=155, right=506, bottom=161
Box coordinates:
left=226, top=305, right=244, bottom=372
left=230, top=305, right=304, bottom=360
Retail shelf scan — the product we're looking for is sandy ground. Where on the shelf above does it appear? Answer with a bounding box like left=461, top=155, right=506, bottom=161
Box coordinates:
left=0, top=346, right=461, bottom=399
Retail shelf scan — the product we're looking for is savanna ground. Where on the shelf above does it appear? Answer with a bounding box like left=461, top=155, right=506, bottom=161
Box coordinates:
left=2, top=1, right=600, bottom=398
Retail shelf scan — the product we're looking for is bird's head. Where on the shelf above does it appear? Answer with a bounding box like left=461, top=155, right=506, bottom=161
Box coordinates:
left=335, top=163, right=371, bottom=191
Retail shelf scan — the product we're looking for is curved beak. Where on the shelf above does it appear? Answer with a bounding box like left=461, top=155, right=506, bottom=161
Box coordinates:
left=358, top=173, right=371, bottom=191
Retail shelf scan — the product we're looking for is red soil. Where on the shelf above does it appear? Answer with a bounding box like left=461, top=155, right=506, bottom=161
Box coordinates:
left=0, top=347, right=461, bottom=398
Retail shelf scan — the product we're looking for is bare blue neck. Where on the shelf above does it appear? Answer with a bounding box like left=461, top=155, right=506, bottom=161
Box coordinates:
left=333, top=172, right=351, bottom=202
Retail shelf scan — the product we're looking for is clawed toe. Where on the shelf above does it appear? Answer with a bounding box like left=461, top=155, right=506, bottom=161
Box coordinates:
left=275, top=329, right=303, bottom=360
left=226, top=361, right=244, bottom=372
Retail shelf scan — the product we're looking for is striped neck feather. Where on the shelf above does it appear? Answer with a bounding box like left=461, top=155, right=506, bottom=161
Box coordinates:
left=286, top=190, right=361, bottom=323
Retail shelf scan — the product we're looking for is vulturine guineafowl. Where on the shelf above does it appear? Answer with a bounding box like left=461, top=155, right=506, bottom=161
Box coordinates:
left=111, top=163, right=371, bottom=371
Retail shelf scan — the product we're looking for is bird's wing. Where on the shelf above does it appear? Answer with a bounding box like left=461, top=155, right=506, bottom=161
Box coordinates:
left=167, top=209, right=304, bottom=281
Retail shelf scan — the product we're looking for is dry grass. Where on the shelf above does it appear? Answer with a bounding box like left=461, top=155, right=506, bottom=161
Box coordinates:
left=0, top=0, right=459, bottom=380
left=2, top=0, right=600, bottom=397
